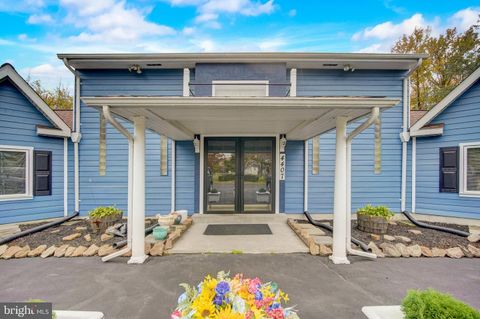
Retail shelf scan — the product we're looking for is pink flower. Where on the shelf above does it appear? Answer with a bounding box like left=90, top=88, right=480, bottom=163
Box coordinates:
left=266, top=308, right=284, bottom=319
left=171, top=310, right=181, bottom=319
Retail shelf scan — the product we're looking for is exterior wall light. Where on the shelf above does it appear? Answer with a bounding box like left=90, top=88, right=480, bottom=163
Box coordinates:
left=280, top=134, right=287, bottom=153
left=128, top=64, right=142, bottom=74
left=343, top=64, right=355, bottom=72
left=193, top=134, right=201, bottom=153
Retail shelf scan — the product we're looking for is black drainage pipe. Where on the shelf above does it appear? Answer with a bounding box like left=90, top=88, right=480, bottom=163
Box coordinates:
left=303, top=211, right=370, bottom=252
left=0, top=211, right=80, bottom=246
left=112, top=222, right=159, bottom=249
left=401, top=211, right=470, bottom=237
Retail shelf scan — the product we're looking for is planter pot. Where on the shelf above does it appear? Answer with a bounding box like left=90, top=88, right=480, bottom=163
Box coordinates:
left=357, top=214, right=389, bottom=234
left=208, top=192, right=221, bottom=203
left=153, top=226, right=169, bottom=240
left=89, top=213, right=123, bottom=233
left=362, top=306, right=403, bottom=319
left=256, top=191, right=270, bottom=203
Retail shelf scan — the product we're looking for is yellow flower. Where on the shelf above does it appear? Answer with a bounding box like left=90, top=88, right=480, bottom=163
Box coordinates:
left=213, top=305, right=243, bottom=319
left=192, top=296, right=216, bottom=319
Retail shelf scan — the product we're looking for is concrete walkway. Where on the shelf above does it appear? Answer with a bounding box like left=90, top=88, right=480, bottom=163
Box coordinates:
left=171, top=214, right=309, bottom=254
left=0, top=256, right=478, bottom=319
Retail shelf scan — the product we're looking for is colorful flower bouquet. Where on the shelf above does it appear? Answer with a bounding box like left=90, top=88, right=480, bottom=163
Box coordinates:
left=171, top=271, right=300, bottom=319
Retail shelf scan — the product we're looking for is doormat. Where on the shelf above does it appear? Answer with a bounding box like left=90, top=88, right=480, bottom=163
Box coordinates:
left=203, top=224, right=272, bottom=235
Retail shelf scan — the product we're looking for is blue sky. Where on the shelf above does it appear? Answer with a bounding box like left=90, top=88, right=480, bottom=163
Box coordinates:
left=0, top=0, right=478, bottom=89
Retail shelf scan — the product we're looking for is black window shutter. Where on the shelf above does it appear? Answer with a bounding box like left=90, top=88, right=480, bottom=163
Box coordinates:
left=34, top=150, right=52, bottom=196
left=439, top=147, right=459, bottom=193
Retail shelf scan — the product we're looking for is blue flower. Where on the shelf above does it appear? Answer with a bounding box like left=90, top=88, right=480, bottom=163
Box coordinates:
left=213, top=295, right=224, bottom=306
left=270, top=302, right=281, bottom=310
left=215, top=281, right=230, bottom=296
left=255, top=290, right=263, bottom=301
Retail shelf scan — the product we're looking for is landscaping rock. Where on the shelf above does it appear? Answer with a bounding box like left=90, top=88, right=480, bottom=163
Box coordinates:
left=64, top=246, right=76, bottom=257
left=370, top=234, right=381, bottom=241
left=467, top=233, right=480, bottom=243
left=150, top=242, right=165, bottom=256
left=467, top=244, right=480, bottom=257
left=312, top=235, right=333, bottom=246
left=368, top=241, right=385, bottom=258
left=420, top=246, right=433, bottom=257
left=84, top=234, right=92, bottom=242
left=458, top=245, right=473, bottom=258
left=318, top=244, right=332, bottom=256
left=145, top=234, right=157, bottom=244
left=63, top=220, right=81, bottom=226
left=28, top=245, right=47, bottom=257
left=50, top=229, right=60, bottom=234
left=70, top=246, right=86, bottom=257
left=379, top=243, right=401, bottom=257
left=14, top=245, right=30, bottom=258
left=432, top=247, right=446, bottom=257
left=309, top=242, right=319, bottom=255
left=54, top=244, right=69, bottom=257
left=307, top=228, right=326, bottom=236
left=101, top=233, right=113, bottom=242
left=83, top=244, right=99, bottom=257
left=62, top=233, right=81, bottom=241
left=383, top=235, right=395, bottom=241
left=98, top=244, right=114, bottom=257
left=0, top=244, right=7, bottom=256
left=41, top=246, right=56, bottom=258
left=122, top=249, right=132, bottom=257
left=144, top=243, right=151, bottom=255
left=395, top=235, right=412, bottom=243
left=408, top=229, right=422, bottom=235
left=3, top=246, right=22, bottom=259
left=75, top=226, right=87, bottom=231
left=407, top=244, right=422, bottom=257
left=395, top=243, right=410, bottom=257
left=446, top=247, right=464, bottom=259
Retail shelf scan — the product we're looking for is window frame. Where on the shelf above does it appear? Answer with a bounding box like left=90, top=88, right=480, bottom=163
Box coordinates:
left=0, top=145, right=33, bottom=201
left=212, top=80, right=269, bottom=97
left=459, top=142, right=480, bottom=197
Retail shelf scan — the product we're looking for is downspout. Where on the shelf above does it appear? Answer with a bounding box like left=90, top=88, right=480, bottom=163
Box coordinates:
left=346, top=107, right=380, bottom=259
left=62, top=58, right=81, bottom=213
left=171, top=140, right=176, bottom=212
left=101, top=105, right=134, bottom=262
left=63, top=137, right=68, bottom=217
left=411, top=136, right=416, bottom=212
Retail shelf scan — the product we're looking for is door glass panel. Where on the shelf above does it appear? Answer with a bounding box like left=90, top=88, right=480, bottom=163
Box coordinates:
left=243, top=139, right=273, bottom=212
left=206, top=140, right=236, bottom=212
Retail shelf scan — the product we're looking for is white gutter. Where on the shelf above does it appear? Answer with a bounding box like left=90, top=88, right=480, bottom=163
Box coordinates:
left=101, top=105, right=134, bottom=262
left=346, top=107, right=380, bottom=259
left=62, top=58, right=81, bottom=213
left=63, top=137, right=68, bottom=217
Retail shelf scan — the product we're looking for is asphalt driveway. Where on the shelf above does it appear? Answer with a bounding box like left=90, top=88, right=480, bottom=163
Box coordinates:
left=0, top=255, right=479, bottom=318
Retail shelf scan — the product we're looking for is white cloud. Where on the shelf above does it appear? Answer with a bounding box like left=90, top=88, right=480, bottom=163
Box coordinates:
left=449, top=7, right=480, bottom=32
left=182, top=27, right=196, bottom=35
left=21, top=63, right=73, bottom=91
left=27, top=13, right=54, bottom=24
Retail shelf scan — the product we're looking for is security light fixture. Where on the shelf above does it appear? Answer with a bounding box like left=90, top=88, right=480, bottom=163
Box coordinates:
left=343, top=64, right=355, bottom=72
left=193, top=134, right=201, bottom=153
left=128, top=64, right=142, bottom=74
left=280, top=134, right=287, bottom=152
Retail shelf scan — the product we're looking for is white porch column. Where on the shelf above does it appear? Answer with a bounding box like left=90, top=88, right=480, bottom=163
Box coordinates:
left=128, top=116, right=148, bottom=264
left=330, top=116, right=350, bottom=264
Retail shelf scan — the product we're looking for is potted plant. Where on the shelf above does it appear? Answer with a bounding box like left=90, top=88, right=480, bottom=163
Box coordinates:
left=88, top=206, right=123, bottom=233
left=356, top=204, right=394, bottom=234
left=207, top=188, right=221, bottom=203
left=256, top=188, right=270, bottom=203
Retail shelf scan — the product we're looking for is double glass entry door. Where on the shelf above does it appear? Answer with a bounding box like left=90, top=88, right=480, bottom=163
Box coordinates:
left=205, top=137, right=275, bottom=214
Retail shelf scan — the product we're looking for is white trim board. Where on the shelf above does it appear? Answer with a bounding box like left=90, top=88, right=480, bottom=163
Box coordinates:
left=411, top=66, right=480, bottom=131
left=0, top=63, right=71, bottom=137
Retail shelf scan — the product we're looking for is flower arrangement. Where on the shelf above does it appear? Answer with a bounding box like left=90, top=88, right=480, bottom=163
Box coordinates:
left=171, top=271, right=299, bottom=319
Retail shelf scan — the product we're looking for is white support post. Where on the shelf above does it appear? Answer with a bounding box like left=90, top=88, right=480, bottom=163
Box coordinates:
left=412, top=137, right=416, bottom=213
left=128, top=116, right=148, bottom=264
left=304, top=140, right=308, bottom=212
left=330, top=116, right=350, bottom=265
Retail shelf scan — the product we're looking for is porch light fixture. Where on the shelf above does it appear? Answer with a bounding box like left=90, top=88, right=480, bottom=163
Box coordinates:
left=128, top=64, right=142, bottom=74
left=279, top=134, right=287, bottom=153
left=193, top=134, right=200, bottom=153
left=343, top=64, right=355, bottom=72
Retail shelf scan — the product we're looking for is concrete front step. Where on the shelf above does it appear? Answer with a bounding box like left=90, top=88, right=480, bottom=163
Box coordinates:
left=192, top=213, right=288, bottom=224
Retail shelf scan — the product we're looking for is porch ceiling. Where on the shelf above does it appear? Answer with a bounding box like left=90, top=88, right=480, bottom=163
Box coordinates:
left=81, top=96, right=400, bottom=140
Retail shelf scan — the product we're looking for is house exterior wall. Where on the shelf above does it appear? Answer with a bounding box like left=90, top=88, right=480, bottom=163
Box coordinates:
left=0, top=80, right=67, bottom=223
left=77, top=69, right=181, bottom=216
left=413, top=79, right=480, bottom=219
left=299, top=70, right=406, bottom=213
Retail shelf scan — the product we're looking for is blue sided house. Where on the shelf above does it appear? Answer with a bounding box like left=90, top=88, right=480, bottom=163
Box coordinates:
left=408, top=66, right=480, bottom=220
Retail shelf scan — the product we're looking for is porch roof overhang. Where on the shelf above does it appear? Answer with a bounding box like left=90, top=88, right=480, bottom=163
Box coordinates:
left=81, top=96, right=400, bottom=140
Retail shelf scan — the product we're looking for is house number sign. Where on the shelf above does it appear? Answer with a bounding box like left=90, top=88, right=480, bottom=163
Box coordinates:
left=279, top=153, right=286, bottom=180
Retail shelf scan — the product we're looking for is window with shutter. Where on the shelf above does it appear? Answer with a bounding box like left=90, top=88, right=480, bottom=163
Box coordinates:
left=459, top=142, right=480, bottom=197
left=439, top=147, right=458, bottom=193
left=0, top=145, right=33, bottom=200
left=34, top=150, right=52, bottom=196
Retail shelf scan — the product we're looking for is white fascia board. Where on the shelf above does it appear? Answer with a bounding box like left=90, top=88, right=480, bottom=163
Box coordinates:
left=0, top=64, right=72, bottom=136
left=37, top=127, right=71, bottom=138
left=410, top=127, right=444, bottom=137
left=411, top=66, right=480, bottom=131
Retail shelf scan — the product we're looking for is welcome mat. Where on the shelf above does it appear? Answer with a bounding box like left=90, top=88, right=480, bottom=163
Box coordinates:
left=203, top=224, right=272, bottom=235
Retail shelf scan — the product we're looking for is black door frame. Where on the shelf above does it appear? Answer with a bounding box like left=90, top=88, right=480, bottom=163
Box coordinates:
left=204, top=137, right=276, bottom=214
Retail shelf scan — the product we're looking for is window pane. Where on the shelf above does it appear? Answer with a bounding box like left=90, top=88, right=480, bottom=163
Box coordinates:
left=466, top=147, right=480, bottom=192
left=0, top=150, right=26, bottom=195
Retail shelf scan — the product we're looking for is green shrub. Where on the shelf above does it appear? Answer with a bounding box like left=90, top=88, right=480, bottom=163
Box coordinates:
left=356, top=204, right=394, bottom=220
left=88, top=206, right=122, bottom=219
left=402, top=289, right=480, bottom=319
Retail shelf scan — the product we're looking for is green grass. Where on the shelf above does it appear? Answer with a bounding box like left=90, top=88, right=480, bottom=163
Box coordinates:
left=402, top=289, right=480, bottom=319
left=231, top=250, right=243, bottom=254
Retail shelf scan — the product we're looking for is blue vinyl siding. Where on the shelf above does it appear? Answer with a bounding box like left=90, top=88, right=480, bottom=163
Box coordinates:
left=77, top=69, right=182, bottom=215
left=0, top=80, right=66, bottom=223
left=283, top=141, right=304, bottom=213
left=300, top=70, right=405, bottom=213
left=175, top=141, right=198, bottom=214
left=413, top=79, right=480, bottom=219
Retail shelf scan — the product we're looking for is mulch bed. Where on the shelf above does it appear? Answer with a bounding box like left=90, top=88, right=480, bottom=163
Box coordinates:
left=295, top=219, right=479, bottom=249
left=8, top=218, right=155, bottom=248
